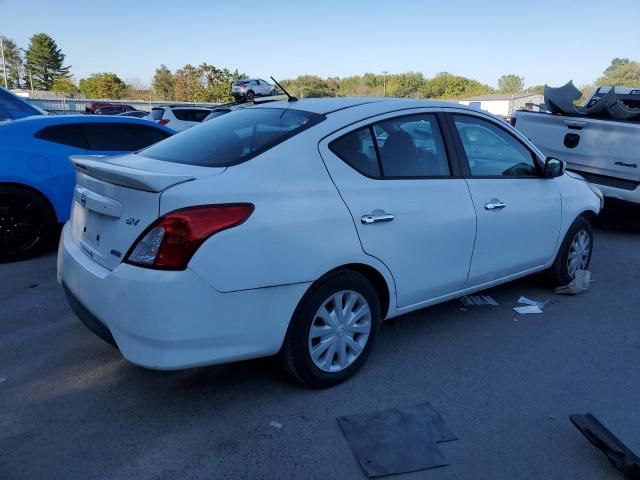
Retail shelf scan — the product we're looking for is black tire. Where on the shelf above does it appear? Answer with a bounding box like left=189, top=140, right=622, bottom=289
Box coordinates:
left=246, top=90, right=255, bottom=101
left=280, top=270, right=381, bottom=388
left=547, top=216, right=593, bottom=287
left=0, top=185, right=56, bottom=262
left=270, top=89, right=277, bottom=96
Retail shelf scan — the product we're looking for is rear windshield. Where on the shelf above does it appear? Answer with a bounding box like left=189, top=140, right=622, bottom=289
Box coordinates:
left=172, top=109, right=212, bottom=122
left=139, top=108, right=324, bottom=167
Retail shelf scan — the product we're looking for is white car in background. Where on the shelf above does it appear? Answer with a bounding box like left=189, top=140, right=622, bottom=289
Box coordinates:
left=58, top=98, right=602, bottom=388
left=145, top=105, right=213, bottom=132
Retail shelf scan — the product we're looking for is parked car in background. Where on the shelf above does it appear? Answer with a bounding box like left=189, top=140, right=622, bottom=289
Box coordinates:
left=0, top=115, right=174, bottom=261
left=85, top=102, right=135, bottom=114
left=231, top=79, right=277, bottom=100
left=116, top=110, right=150, bottom=118
left=94, top=105, right=136, bottom=115
left=144, top=106, right=214, bottom=132
left=0, top=86, right=47, bottom=121
left=203, top=95, right=288, bottom=121
left=513, top=105, right=640, bottom=204
left=58, top=98, right=602, bottom=388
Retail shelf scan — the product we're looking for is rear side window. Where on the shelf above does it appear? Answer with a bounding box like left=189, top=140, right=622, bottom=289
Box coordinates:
left=329, top=113, right=450, bottom=178
left=0, top=88, right=42, bottom=120
left=172, top=109, right=211, bottom=122
left=84, top=123, right=171, bottom=151
left=329, top=128, right=380, bottom=177
left=35, top=124, right=88, bottom=149
left=139, top=108, right=324, bottom=167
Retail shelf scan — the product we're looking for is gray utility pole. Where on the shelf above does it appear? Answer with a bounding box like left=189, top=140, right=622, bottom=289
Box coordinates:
left=382, top=70, right=388, bottom=97
left=0, top=36, right=8, bottom=89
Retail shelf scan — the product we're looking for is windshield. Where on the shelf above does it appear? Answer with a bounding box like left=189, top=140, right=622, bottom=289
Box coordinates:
left=139, top=107, right=324, bottom=167
left=0, top=87, right=46, bottom=119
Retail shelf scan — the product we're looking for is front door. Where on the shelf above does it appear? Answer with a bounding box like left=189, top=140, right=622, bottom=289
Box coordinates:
left=319, top=110, right=477, bottom=308
left=448, top=112, right=562, bottom=286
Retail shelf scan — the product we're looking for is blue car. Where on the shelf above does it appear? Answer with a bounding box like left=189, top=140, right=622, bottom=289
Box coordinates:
left=0, top=115, right=174, bottom=261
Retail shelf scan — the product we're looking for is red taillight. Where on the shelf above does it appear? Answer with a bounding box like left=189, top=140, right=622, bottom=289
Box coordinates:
left=159, top=118, right=170, bottom=125
left=125, top=204, right=254, bottom=270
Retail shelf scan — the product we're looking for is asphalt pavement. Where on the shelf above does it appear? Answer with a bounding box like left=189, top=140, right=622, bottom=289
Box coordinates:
left=1, top=203, right=639, bottom=480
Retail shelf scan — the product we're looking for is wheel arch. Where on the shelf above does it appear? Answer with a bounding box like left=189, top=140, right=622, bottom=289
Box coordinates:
left=0, top=181, right=57, bottom=220
left=305, top=263, right=392, bottom=320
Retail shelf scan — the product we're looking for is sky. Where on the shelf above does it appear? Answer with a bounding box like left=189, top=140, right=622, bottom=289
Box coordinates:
left=1, top=0, right=639, bottom=89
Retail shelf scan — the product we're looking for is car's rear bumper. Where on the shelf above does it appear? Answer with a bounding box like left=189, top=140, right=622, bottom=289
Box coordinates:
left=57, top=223, right=309, bottom=370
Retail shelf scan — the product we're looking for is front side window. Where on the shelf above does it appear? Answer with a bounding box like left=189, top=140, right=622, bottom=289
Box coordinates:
left=453, top=115, right=538, bottom=176
left=139, top=108, right=324, bottom=167
left=84, top=123, right=171, bottom=151
left=35, top=124, right=88, bottom=149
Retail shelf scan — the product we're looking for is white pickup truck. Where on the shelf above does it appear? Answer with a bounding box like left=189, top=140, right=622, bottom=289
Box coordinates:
left=513, top=87, right=640, bottom=204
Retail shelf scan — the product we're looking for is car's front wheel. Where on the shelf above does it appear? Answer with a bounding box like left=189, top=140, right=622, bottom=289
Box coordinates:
left=246, top=90, right=255, bottom=100
left=547, top=216, right=593, bottom=287
left=281, top=271, right=381, bottom=388
left=0, top=185, right=56, bottom=262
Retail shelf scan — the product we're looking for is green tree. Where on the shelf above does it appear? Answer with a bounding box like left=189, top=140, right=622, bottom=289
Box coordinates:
left=526, top=85, right=545, bottom=94
left=497, top=74, right=524, bottom=93
left=78, top=73, right=126, bottom=99
left=24, top=33, right=70, bottom=90
left=151, top=64, right=174, bottom=101
left=173, top=64, right=205, bottom=102
left=282, top=75, right=335, bottom=98
left=0, top=36, right=23, bottom=88
left=51, top=76, right=77, bottom=94
left=596, top=58, right=640, bottom=87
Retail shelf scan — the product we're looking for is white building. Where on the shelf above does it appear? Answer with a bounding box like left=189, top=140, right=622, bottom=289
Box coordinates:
left=458, top=92, right=544, bottom=117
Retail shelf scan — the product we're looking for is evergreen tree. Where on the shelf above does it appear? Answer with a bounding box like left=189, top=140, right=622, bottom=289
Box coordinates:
left=24, top=33, right=70, bottom=90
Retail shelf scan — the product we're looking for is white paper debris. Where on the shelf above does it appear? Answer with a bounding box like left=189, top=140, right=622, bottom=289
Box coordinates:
left=517, top=296, right=550, bottom=310
left=513, top=305, right=543, bottom=314
left=270, top=420, right=283, bottom=429
left=554, top=269, right=591, bottom=295
left=460, top=295, right=499, bottom=307
left=0, top=377, right=6, bottom=384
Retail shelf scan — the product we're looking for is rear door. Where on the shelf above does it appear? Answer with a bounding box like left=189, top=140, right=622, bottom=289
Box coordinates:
left=447, top=110, right=562, bottom=286
left=83, top=122, right=172, bottom=156
left=516, top=113, right=640, bottom=181
left=320, top=109, right=477, bottom=307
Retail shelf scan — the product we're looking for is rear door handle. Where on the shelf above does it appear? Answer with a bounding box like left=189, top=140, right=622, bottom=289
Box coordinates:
left=361, top=213, right=394, bottom=224
left=484, top=200, right=506, bottom=211
left=563, top=119, right=587, bottom=128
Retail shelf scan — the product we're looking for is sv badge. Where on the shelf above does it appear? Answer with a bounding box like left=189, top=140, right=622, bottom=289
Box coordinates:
left=125, top=218, right=140, bottom=226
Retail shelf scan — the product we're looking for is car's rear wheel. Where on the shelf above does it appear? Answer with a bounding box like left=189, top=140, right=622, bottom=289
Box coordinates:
left=281, top=271, right=381, bottom=388
left=547, top=216, right=593, bottom=287
left=0, top=185, right=56, bottom=262
left=246, top=90, right=255, bottom=101
left=270, top=89, right=277, bottom=96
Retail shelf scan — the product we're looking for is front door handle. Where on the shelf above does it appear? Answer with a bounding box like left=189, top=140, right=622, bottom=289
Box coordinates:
left=484, top=200, right=506, bottom=211
left=361, top=213, right=394, bottom=224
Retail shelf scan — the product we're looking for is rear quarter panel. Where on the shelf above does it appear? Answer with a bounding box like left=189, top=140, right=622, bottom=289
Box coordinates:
left=0, top=125, right=82, bottom=222
left=159, top=129, right=396, bottom=295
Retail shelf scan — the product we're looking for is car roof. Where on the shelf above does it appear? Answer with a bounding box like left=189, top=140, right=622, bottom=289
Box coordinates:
left=0, top=114, right=174, bottom=132
left=154, top=105, right=213, bottom=110
left=249, top=97, right=464, bottom=115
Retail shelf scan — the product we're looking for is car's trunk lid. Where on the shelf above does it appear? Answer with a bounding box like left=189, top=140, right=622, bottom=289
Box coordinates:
left=69, top=154, right=225, bottom=270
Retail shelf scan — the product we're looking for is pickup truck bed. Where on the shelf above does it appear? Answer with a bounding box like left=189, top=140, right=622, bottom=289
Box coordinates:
left=513, top=110, right=640, bottom=204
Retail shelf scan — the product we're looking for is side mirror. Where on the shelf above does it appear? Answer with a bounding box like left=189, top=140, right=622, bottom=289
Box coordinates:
left=544, top=157, right=566, bottom=178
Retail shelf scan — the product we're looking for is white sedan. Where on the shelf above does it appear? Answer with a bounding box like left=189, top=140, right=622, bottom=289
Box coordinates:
left=58, top=98, right=603, bottom=387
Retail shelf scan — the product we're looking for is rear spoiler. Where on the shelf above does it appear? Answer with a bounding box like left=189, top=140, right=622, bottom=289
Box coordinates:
left=70, top=155, right=195, bottom=193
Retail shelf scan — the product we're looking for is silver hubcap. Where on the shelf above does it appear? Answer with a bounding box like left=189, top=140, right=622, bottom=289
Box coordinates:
left=567, top=229, right=590, bottom=278
left=308, top=290, right=371, bottom=373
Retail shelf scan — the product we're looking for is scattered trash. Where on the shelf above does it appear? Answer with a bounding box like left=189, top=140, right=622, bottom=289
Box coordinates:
left=0, top=377, right=5, bottom=384
left=459, top=307, right=468, bottom=312
left=460, top=295, right=499, bottom=307
left=269, top=420, right=283, bottom=429
left=28, top=284, right=39, bottom=289
left=555, top=270, right=591, bottom=296
left=517, top=296, right=550, bottom=309
left=513, top=318, right=519, bottom=322
left=337, top=402, right=457, bottom=477
left=570, top=413, right=640, bottom=479
left=549, top=415, right=556, bottom=420
left=513, top=305, right=544, bottom=315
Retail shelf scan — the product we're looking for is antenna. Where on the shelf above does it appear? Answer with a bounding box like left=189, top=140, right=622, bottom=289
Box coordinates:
left=270, top=76, right=297, bottom=102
